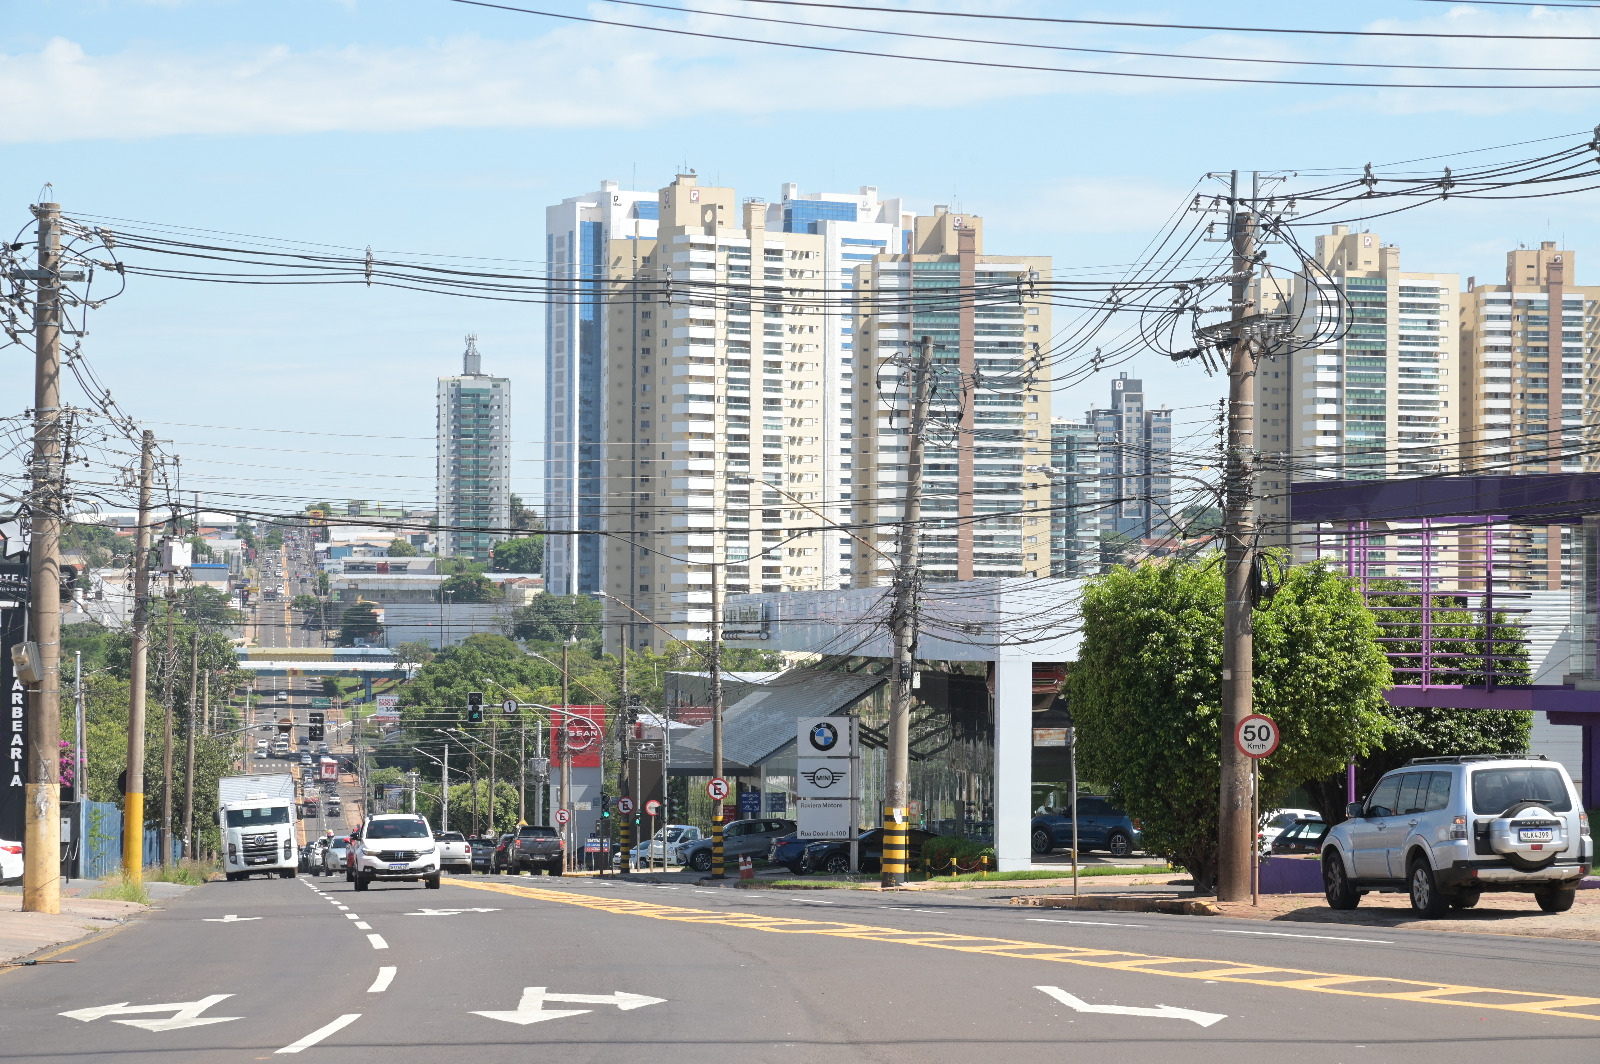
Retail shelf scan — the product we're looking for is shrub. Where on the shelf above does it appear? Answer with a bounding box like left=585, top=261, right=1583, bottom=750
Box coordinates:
left=920, top=836, right=995, bottom=875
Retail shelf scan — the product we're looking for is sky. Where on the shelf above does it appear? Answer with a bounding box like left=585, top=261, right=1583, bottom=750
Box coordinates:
left=6, top=0, right=1600, bottom=518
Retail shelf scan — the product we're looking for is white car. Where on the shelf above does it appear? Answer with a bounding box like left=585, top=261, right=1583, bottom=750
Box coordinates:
left=629, top=824, right=703, bottom=867
left=0, top=838, right=22, bottom=883
left=1260, top=807, right=1321, bottom=849
left=352, top=814, right=441, bottom=891
left=434, top=830, right=472, bottom=874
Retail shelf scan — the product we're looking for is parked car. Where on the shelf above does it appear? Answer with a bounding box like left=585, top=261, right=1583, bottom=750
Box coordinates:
left=1321, top=755, right=1592, bottom=916
left=768, top=833, right=808, bottom=874
left=489, top=833, right=516, bottom=874
left=799, top=828, right=940, bottom=875
left=503, top=825, right=564, bottom=875
left=1260, top=807, right=1322, bottom=849
left=469, top=835, right=497, bottom=872
left=678, top=819, right=796, bottom=872
left=1270, top=818, right=1329, bottom=855
left=433, top=830, right=471, bottom=874
left=633, top=824, right=702, bottom=867
left=1030, top=796, right=1142, bottom=857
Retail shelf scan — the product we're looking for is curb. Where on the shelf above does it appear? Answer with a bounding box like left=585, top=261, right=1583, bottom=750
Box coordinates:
left=1009, top=893, right=1220, bottom=916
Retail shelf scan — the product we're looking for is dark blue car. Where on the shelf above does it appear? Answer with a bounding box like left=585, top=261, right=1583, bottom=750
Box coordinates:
left=798, top=828, right=939, bottom=875
left=768, top=833, right=809, bottom=873
left=1031, top=796, right=1142, bottom=857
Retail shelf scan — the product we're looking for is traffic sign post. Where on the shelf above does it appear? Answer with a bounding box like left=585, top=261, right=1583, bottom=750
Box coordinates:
left=644, top=799, right=660, bottom=815
left=1234, top=714, right=1279, bottom=908
left=502, top=699, right=518, bottom=716
left=706, top=778, right=729, bottom=879
left=617, top=797, right=634, bottom=815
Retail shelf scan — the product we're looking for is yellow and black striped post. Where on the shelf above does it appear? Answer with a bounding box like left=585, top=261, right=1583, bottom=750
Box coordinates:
left=881, top=807, right=909, bottom=886
left=618, top=815, right=632, bottom=875
left=711, top=811, right=725, bottom=878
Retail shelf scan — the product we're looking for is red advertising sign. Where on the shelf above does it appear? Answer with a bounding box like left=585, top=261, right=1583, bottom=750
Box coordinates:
left=552, top=705, right=607, bottom=768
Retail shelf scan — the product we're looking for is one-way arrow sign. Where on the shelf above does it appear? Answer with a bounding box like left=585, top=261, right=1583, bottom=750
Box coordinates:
left=61, top=994, right=242, bottom=1031
left=473, top=987, right=666, bottom=1025
left=202, top=915, right=262, bottom=923
left=405, top=907, right=500, bottom=917
left=1036, top=985, right=1226, bottom=1028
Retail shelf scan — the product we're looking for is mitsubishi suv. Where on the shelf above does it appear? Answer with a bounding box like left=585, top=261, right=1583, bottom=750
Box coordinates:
left=1321, top=755, right=1591, bottom=917
left=352, top=814, right=442, bottom=891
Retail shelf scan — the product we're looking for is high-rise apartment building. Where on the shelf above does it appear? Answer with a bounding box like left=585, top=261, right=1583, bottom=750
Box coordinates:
left=545, top=181, right=660, bottom=596
left=1459, top=242, right=1599, bottom=589
left=598, top=174, right=905, bottom=651
left=1258, top=226, right=1460, bottom=554
left=436, top=336, right=510, bottom=562
left=1048, top=417, right=1102, bottom=576
left=1086, top=373, right=1173, bottom=541
left=853, top=209, right=1054, bottom=585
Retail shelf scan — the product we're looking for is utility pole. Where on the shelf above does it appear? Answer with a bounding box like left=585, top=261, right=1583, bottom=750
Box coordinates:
left=709, top=557, right=724, bottom=879
left=159, top=575, right=176, bottom=867
left=560, top=641, right=570, bottom=872
left=518, top=716, right=526, bottom=825
left=123, top=431, right=155, bottom=882
left=23, top=200, right=64, bottom=915
left=182, top=631, right=197, bottom=859
left=487, top=716, right=497, bottom=837
left=441, top=741, right=449, bottom=832
left=882, top=335, right=934, bottom=888
left=1217, top=170, right=1259, bottom=904
left=619, top=644, right=631, bottom=875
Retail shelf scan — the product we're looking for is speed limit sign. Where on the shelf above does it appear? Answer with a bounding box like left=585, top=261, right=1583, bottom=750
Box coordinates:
left=555, top=808, right=571, bottom=825
left=617, top=797, right=634, bottom=815
left=706, top=776, right=730, bottom=801
left=1235, top=714, right=1280, bottom=759
left=645, top=799, right=661, bottom=816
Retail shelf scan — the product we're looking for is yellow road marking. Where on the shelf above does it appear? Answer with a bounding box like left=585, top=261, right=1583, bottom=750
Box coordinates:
left=453, top=879, right=1600, bottom=1022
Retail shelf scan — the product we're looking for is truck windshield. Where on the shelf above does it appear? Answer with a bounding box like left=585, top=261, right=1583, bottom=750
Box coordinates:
left=1471, top=767, right=1572, bottom=814
left=365, top=819, right=430, bottom=839
left=518, top=826, right=557, bottom=838
left=226, top=806, right=289, bottom=827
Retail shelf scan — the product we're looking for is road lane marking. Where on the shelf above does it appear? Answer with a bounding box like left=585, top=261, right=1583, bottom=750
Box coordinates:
left=354, top=921, right=372, bottom=930
left=452, top=879, right=1600, bottom=1024
left=276, top=1013, right=361, bottom=1053
left=785, top=896, right=835, bottom=904
left=367, top=934, right=388, bottom=949
left=368, top=967, right=396, bottom=993
left=62, top=995, right=241, bottom=1031
left=1029, top=918, right=1148, bottom=928
left=202, top=915, right=262, bottom=923
left=1210, top=930, right=1394, bottom=945
left=887, top=908, right=947, bottom=915
left=345, top=914, right=360, bottom=920
left=1037, top=985, right=1226, bottom=1028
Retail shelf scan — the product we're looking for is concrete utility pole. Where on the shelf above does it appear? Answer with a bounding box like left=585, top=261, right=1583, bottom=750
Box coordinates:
left=1217, top=171, right=1259, bottom=903
left=560, top=642, right=571, bottom=872
left=882, top=335, right=934, bottom=889
left=23, top=201, right=63, bottom=914
left=618, top=645, right=631, bottom=874
left=159, top=575, right=176, bottom=867
left=182, top=631, right=198, bottom=859
left=710, top=557, right=724, bottom=879
left=123, top=430, right=155, bottom=882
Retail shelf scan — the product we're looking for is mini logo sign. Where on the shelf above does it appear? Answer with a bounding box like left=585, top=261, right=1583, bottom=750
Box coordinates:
left=807, top=721, right=839, bottom=753
left=801, top=765, right=845, bottom=790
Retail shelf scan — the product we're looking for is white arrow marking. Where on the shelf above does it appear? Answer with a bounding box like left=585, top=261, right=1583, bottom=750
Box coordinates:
left=473, top=987, right=666, bottom=1025
left=202, top=915, right=262, bottom=923
left=405, top=907, right=501, bottom=916
left=61, top=994, right=242, bottom=1031
left=1035, top=986, right=1226, bottom=1028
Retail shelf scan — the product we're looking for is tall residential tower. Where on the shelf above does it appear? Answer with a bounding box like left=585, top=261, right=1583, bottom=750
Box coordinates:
left=436, top=336, right=510, bottom=561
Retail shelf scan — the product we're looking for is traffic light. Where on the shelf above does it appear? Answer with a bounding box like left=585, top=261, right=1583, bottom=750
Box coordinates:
left=600, top=793, right=610, bottom=819
left=308, top=712, right=324, bottom=742
left=466, top=691, right=484, bottom=724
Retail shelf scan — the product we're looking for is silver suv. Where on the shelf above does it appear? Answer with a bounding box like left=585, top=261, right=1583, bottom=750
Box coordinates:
left=1322, top=755, right=1592, bottom=917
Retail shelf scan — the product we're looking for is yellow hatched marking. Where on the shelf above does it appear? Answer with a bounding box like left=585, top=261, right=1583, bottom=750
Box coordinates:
left=454, top=879, right=1600, bottom=1022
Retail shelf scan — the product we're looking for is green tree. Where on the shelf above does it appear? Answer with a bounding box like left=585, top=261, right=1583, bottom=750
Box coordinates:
left=291, top=593, right=320, bottom=614
left=388, top=538, right=419, bottom=558
left=512, top=594, right=600, bottom=643
left=396, top=640, right=435, bottom=669
left=337, top=603, right=384, bottom=646
left=491, top=536, right=543, bottom=573
left=510, top=494, right=541, bottom=532
left=441, top=571, right=501, bottom=604
left=1069, top=557, right=1391, bottom=889
left=316, top=571, right=330, bottom=596
left=439, top=557, right=488, bottom=577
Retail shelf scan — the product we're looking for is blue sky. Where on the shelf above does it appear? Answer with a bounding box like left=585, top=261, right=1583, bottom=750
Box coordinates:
left=6, top=1, right=1600, bottom=515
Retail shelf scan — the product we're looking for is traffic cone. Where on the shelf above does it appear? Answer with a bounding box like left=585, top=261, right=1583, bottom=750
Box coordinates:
left=739, top=854, right=753, bottom=881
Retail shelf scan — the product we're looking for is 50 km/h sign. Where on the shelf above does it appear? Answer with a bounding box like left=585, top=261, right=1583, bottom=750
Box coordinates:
left=1235, top=714, right=1280, bottom=759
left=706, top=777, right=730, bottom=801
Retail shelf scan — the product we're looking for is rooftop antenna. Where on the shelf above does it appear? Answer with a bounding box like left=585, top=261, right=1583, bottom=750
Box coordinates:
left=463, top=334, right=481, bottom=376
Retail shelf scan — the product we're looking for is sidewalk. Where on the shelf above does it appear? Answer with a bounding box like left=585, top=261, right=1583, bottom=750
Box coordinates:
left=0, top=881, right=193, bottom=966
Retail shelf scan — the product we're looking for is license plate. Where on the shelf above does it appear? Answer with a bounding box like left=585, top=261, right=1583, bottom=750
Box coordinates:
left=388, top=862, right=411, bottom=870
left=1519, top=829, right=1553, bottom=843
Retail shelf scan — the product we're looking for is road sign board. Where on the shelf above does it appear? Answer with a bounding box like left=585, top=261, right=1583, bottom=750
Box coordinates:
left=311, top=697, right=331, bottom=709
left=645, top=800, right=661, bottom=816
left=502, top=699, right=518, bottom=715
left=798, top=716, right=849, bottom=757
left=617, top=797, right=634, bottom=814
left=555, top=808, right=571, bottom=825
left=1235, top=714, right=1280, bottom=759
left=797, top=757, right=851, bottom=799
left=706, top=777, right=730, bottom=801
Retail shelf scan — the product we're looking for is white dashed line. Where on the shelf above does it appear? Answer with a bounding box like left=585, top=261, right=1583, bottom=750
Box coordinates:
left=355, top=921, right=372, bottom=930
left=276, top=1013, right=361, bottom=1054
left=1210, top=929, right=1393, bottom=944
left=367, top=933, right=388, bottom=950
left=786, top=896, right=835, bottom=904
left=368, top=967, right=396, bottom=993
left=1027, top=918, right=1148, bottom=928
left=345, top=914, right=360, bottom=920
left=886, top=907, right=945, bottom=914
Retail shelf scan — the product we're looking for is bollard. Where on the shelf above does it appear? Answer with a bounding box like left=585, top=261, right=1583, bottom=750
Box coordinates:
left=739, top=854, right=753, bottom=881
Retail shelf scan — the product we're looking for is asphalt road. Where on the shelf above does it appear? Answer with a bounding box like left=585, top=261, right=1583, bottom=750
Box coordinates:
left=5, top=871, right=1600, bottom=1063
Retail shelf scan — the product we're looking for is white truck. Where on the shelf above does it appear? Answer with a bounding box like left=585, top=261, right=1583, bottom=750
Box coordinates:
left=218, top=772, right=299, bottom=880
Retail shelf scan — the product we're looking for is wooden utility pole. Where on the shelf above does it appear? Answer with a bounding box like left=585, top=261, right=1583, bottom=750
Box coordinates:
left=182, top=631, right=198, bottom=859
left=123, top=431, right=155, bottom=881
left=882, top=335, right=933, bottom=888
left=23, top=200, right=63, bottom=914
left=1217, top=170, right=1259, bottom=903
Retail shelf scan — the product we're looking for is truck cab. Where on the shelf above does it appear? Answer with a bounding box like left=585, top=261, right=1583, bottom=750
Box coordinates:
left=218, top=773, right=299, bottom=880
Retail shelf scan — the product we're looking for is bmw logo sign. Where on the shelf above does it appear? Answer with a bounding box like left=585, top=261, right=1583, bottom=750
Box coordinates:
left=808, top=721, right=840, bottom=752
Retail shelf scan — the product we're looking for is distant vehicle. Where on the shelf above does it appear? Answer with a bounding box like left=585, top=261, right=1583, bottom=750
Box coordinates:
left=318, top=756, right=338, bottom=783
left=768, top=833, right=808, bottom=874
left=1260, top=808, right=1322, bottom=849
left=799, top=828, right=940, bottom=875
left=490, top=833, right=516, bottom=874
left=435, top=830, right=472, bottom=874
left=679, top=819, right=795, bottom=873
left=504, top=825, right=564, bottom=875
left=322, top=836, right=350, bottom=876
left=1031, top=796, right=1142, bottom=857
left=254, top=750, right=267, bottom=760
left=633, top=824, right=702, bottom=867
left=469, top=835, right=497, bottom=872
left=299, top=752, right=313, bottom=767
left=218, top=773, right=298, bottom=880
left=276, top=691, right=288, bottom=702
left=1322, top=755, right=1592, bottom=916
left=1271, top=819, right=1329, bottom=856
left=351, top=813, right=441, bottom=891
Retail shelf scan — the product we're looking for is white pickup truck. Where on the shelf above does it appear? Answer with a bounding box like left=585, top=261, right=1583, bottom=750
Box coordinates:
left=434, top=831, right=471, bottom=874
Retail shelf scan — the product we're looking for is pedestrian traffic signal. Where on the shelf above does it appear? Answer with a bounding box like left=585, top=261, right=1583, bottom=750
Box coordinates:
left=466, top=691, right=484, bottom=724
left=308, top=712, right=324, bottom=741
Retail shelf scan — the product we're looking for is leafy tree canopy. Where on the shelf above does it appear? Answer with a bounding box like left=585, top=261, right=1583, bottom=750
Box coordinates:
left=441, top=571, right=501, bottom=603
left=491, top=536, right=543, bottom=573
left=338, top=603, right=384, bottom=646
left=387, top=538, right=419, bottom=558
left=512, top=594, right=600, bottom=644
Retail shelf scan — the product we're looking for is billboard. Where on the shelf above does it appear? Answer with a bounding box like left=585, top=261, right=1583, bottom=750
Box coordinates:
left=551, top=705, right=607, bottom=769
left=372, top=695, right=400, bottom=721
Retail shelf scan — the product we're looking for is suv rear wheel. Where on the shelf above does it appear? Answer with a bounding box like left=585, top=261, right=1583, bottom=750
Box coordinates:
left=1105, top=831, right=1131, bottom=858
left=1031, top=829, right=1053, bottom=855
left=1408, top=856, right=1449, bottom=918
left=1323, top=851, right=1360, bottom=910
left=1535, top=886, right=1576, bottom=913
